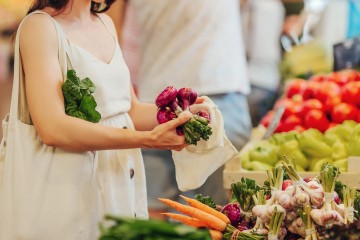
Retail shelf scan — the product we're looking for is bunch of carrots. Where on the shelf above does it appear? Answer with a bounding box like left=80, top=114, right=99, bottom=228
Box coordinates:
left=159, top=196, right=266, bottom=240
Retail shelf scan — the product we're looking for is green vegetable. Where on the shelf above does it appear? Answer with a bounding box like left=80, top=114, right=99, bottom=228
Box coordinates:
left=302, top=128, right=324, bottom=141
left=269, top=131, right=299, bottom=145
left=249, top=141, right=278, bottom=166
left=324, top=121, right=356, bottom=145
left=309, top=157, right=333, bottom=172
left=333, top=158, right=348, bottom=173
left=62, top=70, right=101, bottom=123
left=320, top=163, right=340, bottom=193
left=298, top=132, right=332, bottom=158
left=247, top=161, right=273, bottom=171
left=241, top=151, right=253, bottom=170
left=331, top=140, right=348, bottom=160
left=278, top=139, right=309, bottom=170
left=348, top=124, right=360, bottom=156
left=231, top=178, right=261, bottom=212
left=334, top=181, right=347, bottom=202
left=99, top=215, right=212, bottom=240
left=195, top=194, right=217, bottom=210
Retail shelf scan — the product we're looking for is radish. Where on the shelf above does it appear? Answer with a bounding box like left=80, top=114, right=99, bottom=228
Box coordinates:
left=156, top=107, right=177, bottom=124
left=155, top=86, right=213, bottom=145
left=155, top=86, right=178, bottom=108
left=177, top=87, right=197, bottom=110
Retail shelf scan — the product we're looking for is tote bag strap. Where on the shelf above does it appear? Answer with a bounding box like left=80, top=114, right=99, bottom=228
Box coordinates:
left=9, top=10, right=73, bottom=125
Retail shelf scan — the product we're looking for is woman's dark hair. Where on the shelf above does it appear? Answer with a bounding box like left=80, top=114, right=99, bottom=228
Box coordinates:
left=27, top=0, right=116, bottom=15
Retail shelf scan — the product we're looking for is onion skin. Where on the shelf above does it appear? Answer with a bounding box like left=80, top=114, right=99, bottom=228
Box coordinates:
left=155, top=86, right=178, bottom=108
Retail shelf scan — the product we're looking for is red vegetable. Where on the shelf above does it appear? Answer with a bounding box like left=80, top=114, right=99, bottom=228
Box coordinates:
left=197, top=110, right=210, bottom=122
left=301, top=81, right=320, bottom=100
left=314, top=81, right=340, bottom=103
left=285, top=79, right=307, bottom=98
left=301, top=99, right=324, bottom=116
left=260, top=110, right=275, bottom=128
left=156, top=107, right=177, bottom=124
left=341, top=81, right=360, bottom=107
left=331, top=103, right=358, bottom=123
left=177, top=87, right=198, bottom=110
left=304, top=109, right=330, bottom=132
left=155, top=86, right=178, bottom=108
left=221, top=203, right=241, bottom=227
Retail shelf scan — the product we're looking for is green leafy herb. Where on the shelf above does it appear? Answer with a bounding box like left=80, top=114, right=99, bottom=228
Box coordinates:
left=62, top=70, right=101, bottom=123
left=195, top=194, right=217, bottom=210
left=231, top=177, right=261, bottom=212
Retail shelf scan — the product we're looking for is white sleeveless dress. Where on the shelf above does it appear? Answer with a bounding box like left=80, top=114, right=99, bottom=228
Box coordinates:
left=4, top=11, right=148, bottom=239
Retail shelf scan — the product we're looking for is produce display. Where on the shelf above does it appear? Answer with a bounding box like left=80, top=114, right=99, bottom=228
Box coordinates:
left=150, top=162, right=360, bottom=240
left=155, top=86, right=212, bottom=145
left=260, top=69, right=360, bottom=133
left=240, top=120, right=360, bottom=172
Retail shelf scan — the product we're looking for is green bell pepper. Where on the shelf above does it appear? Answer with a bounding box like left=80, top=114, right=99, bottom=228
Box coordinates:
left=331, top=139, right=347, bottom=160
left=324, top=120, right=356, bottom=144
left=249, top=141, right=278, bottom=166
left=302, top=128, right=324, bottom=141
left=269, top=131, right=299, bottom=145
left=348, top=124, right=360, bottom=156
left=298, top=133, right=332, bottom=158
left=248, top=161, right=273, bottom=171
left=240, top=151, right=252, bottom=170
left=278, top=139, right=309, bottom=170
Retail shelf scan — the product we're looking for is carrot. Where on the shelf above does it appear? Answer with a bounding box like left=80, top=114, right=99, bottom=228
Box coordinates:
left=180, top=195, right=231, bottom=224
left=158, top=198, right=227, bottom=231
left=162, top=212, right=208, bottom=228
left=209, top=229, right=223, bottom=240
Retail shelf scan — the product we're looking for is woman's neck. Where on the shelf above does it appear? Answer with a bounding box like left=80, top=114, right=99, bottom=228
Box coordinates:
left=55, top=0, right=93, bottom=22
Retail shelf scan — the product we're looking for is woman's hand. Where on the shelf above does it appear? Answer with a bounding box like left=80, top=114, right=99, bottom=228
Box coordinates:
left=147, top=112, right=191, bottom=151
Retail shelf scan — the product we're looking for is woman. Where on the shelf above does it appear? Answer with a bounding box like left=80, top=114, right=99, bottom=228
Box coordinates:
left=0, top=0, right=196, bottom=239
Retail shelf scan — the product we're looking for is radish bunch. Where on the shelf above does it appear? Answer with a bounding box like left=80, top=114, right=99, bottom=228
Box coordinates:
left=155, top=86, right=212, bottom=145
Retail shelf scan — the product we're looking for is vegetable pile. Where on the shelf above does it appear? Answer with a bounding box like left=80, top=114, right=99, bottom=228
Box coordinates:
left=155, top=86, right=212, bottom=145
left=156, top=162, right=360, bottom=240
left=240, top=120, right=360, bottom=172
left=62, top=70, right=101, bottom=123
left=260, top=69, right=360, bottom=133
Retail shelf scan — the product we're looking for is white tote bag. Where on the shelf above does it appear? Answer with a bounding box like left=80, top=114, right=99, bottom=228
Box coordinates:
left=0, top=12, right=97, bottom=240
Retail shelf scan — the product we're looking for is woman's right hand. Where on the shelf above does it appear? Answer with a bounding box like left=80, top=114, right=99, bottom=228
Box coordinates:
left=147, top=112, right=191, bottom=151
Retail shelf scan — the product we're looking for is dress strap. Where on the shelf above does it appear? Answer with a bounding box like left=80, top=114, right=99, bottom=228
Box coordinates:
left=96, top=14, right=118, bottom=42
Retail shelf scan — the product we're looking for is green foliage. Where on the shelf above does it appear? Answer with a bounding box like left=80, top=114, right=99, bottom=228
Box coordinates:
left=194, top=194, right=217, bottom=210
left=99, top=215, right=212, bottom=240
left=231, top=177, right=261, bottom=211
left=62, top=70, right=101, bottom=123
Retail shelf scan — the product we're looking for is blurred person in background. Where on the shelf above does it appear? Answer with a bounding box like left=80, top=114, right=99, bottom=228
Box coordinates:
left=108, top=0, right=252, bottom=217
left=241, top=0, right=285, bottom=126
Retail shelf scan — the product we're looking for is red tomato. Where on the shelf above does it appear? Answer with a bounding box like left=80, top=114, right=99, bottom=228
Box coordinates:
left=314, top=81, right=341, bottom=103
left=274, top=121, right=284, bottom=133
left=301, top=81, right=320, bottom=100
left=304, top=109, right=330, bottom=132
left=323, top=95, right=342, bottom=113
left=291, top=94, right=303, bottom=104
left=281, top=99, right=302, bottom=118
left=357, top=114, right=360, bottom=123
left=341, top=81, right=360, bottom=106
left=285, top=79, right=307, bottom=98
left=331, top=103, right=358, bottom=123
left=282, top=115, right=302, bottom=132
left=309, top=74, right=331, bottom=83
left=301, top=99, right=324, bottom=116
left=331, top=69, right=360, bottom=86
left=293, top=125, right=306, bottom=132
left=260, top=111, right=275, bottom=128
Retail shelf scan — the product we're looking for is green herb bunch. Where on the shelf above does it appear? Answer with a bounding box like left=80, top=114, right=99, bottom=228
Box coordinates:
left=62, top=70, right=101, bottom=123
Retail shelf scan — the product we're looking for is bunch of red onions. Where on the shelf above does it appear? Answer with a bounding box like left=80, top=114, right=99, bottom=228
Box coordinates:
left=155, top=86, right=212, bottom=145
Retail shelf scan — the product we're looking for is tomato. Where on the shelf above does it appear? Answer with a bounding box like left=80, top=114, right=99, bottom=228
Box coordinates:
left=323, top=95, right=342, bottom=113
left=282, top=115, right=302, bottom=132
left=314, top=81, right=341, bottom=103
left=341, top=81, right=360, bottom=106
left=293, top=125, right=306, bottom=132
left=328, top=122, right=339, bottom=129
left=304, top=109, right=330, bottom=132
left=301, top=80, right=320, bottom=100
left=285, top=79, right=307, bottom=98
left=260, top=110, right=275, bottom=128
left=331, top=69, right=360, bottom=86
left=331, top=103, right=358, bottom=123
left=301, top=99, right=324, bottom=116
left=281, top=99, right=302, bottom=118
left=309, top=73, right=331, bottom=83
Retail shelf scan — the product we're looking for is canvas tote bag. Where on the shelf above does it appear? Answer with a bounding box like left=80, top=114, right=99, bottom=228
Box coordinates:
left=0, top=12, right=97, bottom=240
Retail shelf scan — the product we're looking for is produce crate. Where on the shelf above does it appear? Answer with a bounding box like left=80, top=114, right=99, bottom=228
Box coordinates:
left=223, top=138, right=360, bottom=189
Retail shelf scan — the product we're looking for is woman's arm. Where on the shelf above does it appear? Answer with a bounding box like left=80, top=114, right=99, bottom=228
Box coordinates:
left=20, top=14, right=189, bottom=152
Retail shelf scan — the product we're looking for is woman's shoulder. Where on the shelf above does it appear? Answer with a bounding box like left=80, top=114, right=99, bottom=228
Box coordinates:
left=98, top=13, right=118, bottom=38
left=19, top=12, right=58, bottom=44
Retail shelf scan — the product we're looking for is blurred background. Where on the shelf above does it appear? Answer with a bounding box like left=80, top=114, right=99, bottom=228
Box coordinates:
left=1, top=0, right=360, bottom=138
